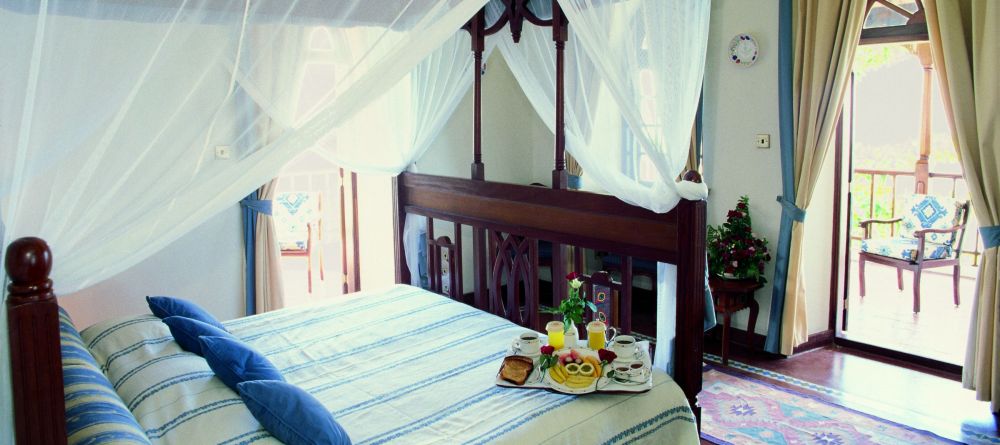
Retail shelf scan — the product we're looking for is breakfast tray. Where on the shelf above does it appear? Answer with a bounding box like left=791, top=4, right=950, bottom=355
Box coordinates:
left=494, top=341, right=654, bottom=394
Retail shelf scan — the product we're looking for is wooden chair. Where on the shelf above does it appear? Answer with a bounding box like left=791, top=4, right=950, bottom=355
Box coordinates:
left=275, top=192, right=325, bottom=294
left=859, top=194, right=970, bottom=313
left=281, top=222, right=314, bottom=293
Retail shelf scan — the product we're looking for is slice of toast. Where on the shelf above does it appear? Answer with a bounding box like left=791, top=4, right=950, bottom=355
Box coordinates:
left=500, top=355, right=534, bottom=386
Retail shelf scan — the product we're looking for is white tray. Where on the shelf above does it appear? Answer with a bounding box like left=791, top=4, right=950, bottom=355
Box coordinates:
left=495, top=341, right=654, bottom=394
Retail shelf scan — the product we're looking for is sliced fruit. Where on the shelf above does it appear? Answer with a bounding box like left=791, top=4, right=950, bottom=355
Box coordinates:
left=559, top=353, right=573, bottom=365
left=549, top=367, right=566, bottom=384
left=564, top=375, right=595, bottom=388
left=579, top=363, right=594, bottom=376
left=565, top=363, right=581, bottom=375
left=554, top=364, right=568, bottom=381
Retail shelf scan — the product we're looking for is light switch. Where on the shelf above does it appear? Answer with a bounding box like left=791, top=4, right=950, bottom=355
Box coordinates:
left=215, top=146, right=232, bottom=160
left=755, top=134, right=770, bottom=148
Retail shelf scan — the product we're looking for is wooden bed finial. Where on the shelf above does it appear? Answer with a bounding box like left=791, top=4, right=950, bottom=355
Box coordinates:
left=683, top=170, right=703, bottom=184
left=5, top=236, right=67, bottom=445
left=6, top=237, right=54, bottom=298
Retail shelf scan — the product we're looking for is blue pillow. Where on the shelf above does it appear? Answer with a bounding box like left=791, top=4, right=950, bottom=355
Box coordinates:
left=237, top=380, right=351, bottom=445
left=199, top=336, right=284, bottom=391
left=146, top=296, right=228, bottom=332
left=162, top=316, right=234, bottom=355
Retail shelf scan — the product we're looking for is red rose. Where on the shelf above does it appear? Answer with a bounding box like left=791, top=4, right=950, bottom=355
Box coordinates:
left=540, top=345, right=555, bottom=355
left=598, top=348, right=617, bottom=363
left=565, top=272, right=581, bottom=281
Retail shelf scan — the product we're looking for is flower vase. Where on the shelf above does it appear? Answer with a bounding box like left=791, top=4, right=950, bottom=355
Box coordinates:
left=564, top=323, right=580, bottom=349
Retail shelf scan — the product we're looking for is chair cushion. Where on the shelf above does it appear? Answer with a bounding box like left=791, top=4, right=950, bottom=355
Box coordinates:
left=899, top=194, right=964, bottom=245
left=199, top=336, right=284, bottom=391
left=146, top=296, right=228, bottom=332
left=861, top=237, right=953, bottom=262
left=237, top=380, right=352, bottom=445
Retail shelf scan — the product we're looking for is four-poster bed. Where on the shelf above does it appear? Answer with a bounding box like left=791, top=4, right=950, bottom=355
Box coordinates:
left=5, top=1, right=707, bottom=443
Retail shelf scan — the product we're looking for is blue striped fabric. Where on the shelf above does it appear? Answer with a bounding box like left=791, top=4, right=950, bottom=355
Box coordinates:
left=80, top=314, right=281, bottom=444
left=59, top=308, right=152, bottom=445
left=72, top=285, right=697, bottom=444
left=225, top=285, right=698, bottom=444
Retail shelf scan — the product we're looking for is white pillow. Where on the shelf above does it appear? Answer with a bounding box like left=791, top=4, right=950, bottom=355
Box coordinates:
left=82, top=315, right=282, bottom=444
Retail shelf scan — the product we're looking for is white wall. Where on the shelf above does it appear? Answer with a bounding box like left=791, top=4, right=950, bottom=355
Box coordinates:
left=60, top=205, right=244, bottom=329
left=703, top=0, right=835, bottom=338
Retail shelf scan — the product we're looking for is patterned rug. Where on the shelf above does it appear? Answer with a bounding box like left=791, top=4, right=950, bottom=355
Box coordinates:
left=700, top=367, right=962, bottom=445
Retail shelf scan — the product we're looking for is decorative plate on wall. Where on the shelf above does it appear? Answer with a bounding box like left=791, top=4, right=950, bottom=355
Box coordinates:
left=728, top=34, right=758, bottom=67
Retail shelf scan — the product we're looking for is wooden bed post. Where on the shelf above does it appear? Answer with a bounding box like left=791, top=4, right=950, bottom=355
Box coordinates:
left=470, top=9, right=486, bottom=182
left=392, top=176, right=411, bottom=285
left=674, top=172, right=707, bottom=428
left=551, top=0, right=568, bottom=191
left=5, top=237, right=67, bottom=445
left=548, top=0, right=570, bottom=308
left=467, top=8, right=490, bottom=310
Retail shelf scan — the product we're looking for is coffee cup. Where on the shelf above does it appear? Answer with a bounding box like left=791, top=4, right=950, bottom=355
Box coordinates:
left=623, top=360, right=650, bottom=382
left=512, top=332, right=541, bottom=356
left=611, top=335, right=639, bottom=360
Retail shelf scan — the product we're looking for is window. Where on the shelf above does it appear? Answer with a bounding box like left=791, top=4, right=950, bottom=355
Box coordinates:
left=620, top=35, right=661, bottom=184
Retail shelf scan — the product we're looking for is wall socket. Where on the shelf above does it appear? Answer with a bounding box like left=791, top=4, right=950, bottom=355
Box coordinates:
left=215, top=145, right=232, bottom=160
left=755, top=134, right=771, bottom=148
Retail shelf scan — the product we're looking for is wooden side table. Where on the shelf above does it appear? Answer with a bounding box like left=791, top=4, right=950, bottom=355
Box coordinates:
left=708, top=277, right=763, bottom=366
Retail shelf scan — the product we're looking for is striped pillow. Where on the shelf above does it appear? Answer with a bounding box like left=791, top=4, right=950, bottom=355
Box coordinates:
left=59, top=308, right=151, bottom=445
left=81, top=314, right=282, bottom=444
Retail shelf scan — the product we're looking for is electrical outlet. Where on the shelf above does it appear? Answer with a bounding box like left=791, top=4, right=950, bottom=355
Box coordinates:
left=215, top=146, right=232, bottom=160
left=755, top=134, right=770, bottom=148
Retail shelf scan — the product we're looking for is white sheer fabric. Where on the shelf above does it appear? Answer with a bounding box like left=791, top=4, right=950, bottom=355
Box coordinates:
left=0, top=1, right=485, bottom=440
left=494, top=0, right=710, bottom=373
left=556, top=0, right=710, bottom=210
left=555, top=0, right=710, bottom=375
left=398, top=35, right=499, bottom=286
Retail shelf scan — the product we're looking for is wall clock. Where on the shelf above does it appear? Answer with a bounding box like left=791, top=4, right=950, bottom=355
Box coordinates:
left=729, top=34, right=758, bottom=67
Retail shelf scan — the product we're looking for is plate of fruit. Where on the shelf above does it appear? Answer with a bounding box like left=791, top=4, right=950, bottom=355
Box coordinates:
left=543, top=349, right=604, bottom=394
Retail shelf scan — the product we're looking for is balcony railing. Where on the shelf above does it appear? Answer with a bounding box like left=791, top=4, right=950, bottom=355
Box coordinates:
left=851, top=168, right=984, bottom=266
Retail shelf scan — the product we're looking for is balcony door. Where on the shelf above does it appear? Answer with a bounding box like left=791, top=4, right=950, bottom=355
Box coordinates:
left=832, top=0, right=984, bottom=368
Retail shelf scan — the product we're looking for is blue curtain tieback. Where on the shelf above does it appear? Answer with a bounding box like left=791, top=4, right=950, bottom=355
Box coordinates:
left=776, top=195, right=806, bottom=222
left=240, top=198, right=272, bottom=216
left=981, top=225, right=1000, bottom=249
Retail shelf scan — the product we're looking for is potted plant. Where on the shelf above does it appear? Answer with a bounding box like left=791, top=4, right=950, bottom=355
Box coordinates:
left=708, top=196, right=771, bottom=282
left=542, top=272, right=596, bottom=345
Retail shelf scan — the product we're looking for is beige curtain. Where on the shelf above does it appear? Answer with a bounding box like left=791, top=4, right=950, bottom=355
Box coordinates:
left=685, top=122, right=699, bottom=173
left=779, top=0, right=866, bottom=355
left=254, top=179, right=285, bottom=313
left=925, top=0, right=1000, bottom=412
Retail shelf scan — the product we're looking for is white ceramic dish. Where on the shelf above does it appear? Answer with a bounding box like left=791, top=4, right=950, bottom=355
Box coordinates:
left=542, top=349, right=603, bottom=394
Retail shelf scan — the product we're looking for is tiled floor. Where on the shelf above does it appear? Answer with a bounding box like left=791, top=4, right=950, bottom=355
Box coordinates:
left=280, top=239, right=343, bottom=308
left=842, top=249, right=979, bottom=365
left=702, top=342, right=999, bottom=444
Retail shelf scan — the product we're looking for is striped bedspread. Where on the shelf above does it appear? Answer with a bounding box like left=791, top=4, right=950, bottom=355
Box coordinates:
left=225, top=285, right=698, bottom=444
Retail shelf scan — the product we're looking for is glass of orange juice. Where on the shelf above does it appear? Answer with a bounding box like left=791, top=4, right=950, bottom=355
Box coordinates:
left=546, top=320, right=565, bottom=350
left=587, top=320, right=610, bottom=350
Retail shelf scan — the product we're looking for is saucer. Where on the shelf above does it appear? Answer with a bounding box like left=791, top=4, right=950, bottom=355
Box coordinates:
left=510, top=347, right=541, bottom=358
left=610, top=374, right=650, bottom=386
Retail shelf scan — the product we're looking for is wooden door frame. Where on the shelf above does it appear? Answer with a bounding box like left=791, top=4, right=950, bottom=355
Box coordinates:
left=340, top=168, right=361, bottom=293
